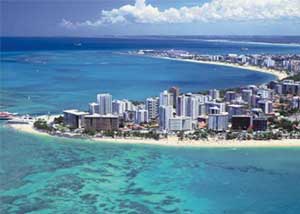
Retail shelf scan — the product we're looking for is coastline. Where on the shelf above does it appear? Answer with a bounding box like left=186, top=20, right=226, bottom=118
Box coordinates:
left=8, top=123, right=300, bottom=148
left=141, top=55, right=288, bottom=81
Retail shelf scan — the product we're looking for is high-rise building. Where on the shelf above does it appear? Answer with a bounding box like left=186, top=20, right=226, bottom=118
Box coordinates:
left=159, top=105, right=173, bottom=131
left=123, top=99, right=135, bottom=111
left=241, top=89, right=253, bottom=104
left=176, top=94, right=187, bottom=117
left=208, top=113, right=229, bottom=131
left=209, top=106, right=220, bottom=115
left=135, top=109, right=149, bottom=124
left=250, top=95, right=260, bottom=108
left=112, top=100, right=126, bottom=116
left=169, top=116, right=192, bottom=131
left=209, top=89, right=220, bottom=100
left=84, top=114, right=119, bottom=131
left=253, top=117, right=268, bottom=131
left=264, top=57, right=275, bottom=67
left=258, top=100, right=273, bottom=114
left=231, top=115, right=252, bottom=130
left=225, top=91, right=237, bottom=102
left=168, top=86, right=179, bottom=108
left=186, top=94, right=199, bottom=120
left=146, top=97, right=159, bottom=120
left=281, top=80, right=300, bottom=95
left=227, top=104, right=245, bottom=119
left=89, top=102, right=100, bottom=114
left=159, top=90, right=173, bottom=106
left=205, top=101, right=226, bottom=115
left=198, top=103, right=206, bottom=116
left=97, top=93, right=112, bottom=115
left=63, top=109, right=89, bottom=129
left=257, top=88, right=274, bottom=100
left=123, top=110, right=136, bottom=122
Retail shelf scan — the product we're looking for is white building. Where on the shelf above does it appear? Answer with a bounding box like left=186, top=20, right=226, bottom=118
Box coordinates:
left=159, top=105, right=173, bottom=131
left=97, top=93, right=112, bottom=115
left=89, top=102, right=99, bottom=114
left=159, top=90, right=173, bottom=106
left=146, top=97, right=159, bottom=120
left=258, top=100, right=273, bottom=114
left=123, top=99, right=135, bottom=111
left=198, top=103, right=206, bottom=116
left=169, top=116, right=192, bottom=131
left=264, top=57, right=275, bottom=68
left=112, top=100, right=126, bottom=116
left=209, top=89, right=220, bottom=100
left=227, top=104, right=244, bottom=119
left=225, top=91, right=237, bottom=102
left=205, top=101, right=226, bottom=115
left=186, top=94, right=199, bottom=120
left=176, top=94, right=187, bottom=117
left=257, top=88, right=274, bottom=100
left=208, top=113, right=229, bottom=131
left=135, top=109, right=149, bottom=124
left=63, top=109, right=89, bottom=129
left=241, top=89, right=252, bottom=104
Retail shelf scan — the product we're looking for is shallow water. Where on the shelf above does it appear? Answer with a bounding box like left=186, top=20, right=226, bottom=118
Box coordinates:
left=1, top=125, right=300, bottom=213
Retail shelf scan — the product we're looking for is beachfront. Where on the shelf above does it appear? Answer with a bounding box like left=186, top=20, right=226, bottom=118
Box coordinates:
left=131, top=50, right=290, bottom=81
left=8, top=122, right=300, bottom=148
left=164, top=57, right=288, bottom=80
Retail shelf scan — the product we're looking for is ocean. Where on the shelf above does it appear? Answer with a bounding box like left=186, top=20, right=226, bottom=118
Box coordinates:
left=1, top=37, right=300, bottom=213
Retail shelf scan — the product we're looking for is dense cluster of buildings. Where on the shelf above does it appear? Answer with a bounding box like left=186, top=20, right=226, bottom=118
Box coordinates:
left=60, top=49, right=300, bottom=138
left=135, top=49, right=300, bottom=74
left=63, top=77, right=300, bottom=137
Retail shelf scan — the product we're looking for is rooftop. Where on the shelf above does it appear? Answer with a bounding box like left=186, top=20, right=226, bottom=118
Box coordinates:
left=84, top=114, right=119, bottom=118
left=63, top=109, right=89, bottom=116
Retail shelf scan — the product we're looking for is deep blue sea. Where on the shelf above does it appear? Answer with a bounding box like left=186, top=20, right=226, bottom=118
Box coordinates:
left=1, top=37, right=300, bottom=213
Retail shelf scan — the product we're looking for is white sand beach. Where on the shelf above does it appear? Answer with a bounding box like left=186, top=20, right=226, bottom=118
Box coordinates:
left=8, top=123, right=300, bottom=148
left=152, top=56, right=288, bottom=81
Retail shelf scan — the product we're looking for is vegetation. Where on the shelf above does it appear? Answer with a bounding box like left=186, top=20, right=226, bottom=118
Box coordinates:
left=83, top=128, right=96, bottom=136
left=278, top=108, right=300, bottom=117
left=253, top=132, right=283, bottom=140
left=53, top=116, right=64, bottom=124
left=270, top=118, right=299, bottom=132
left=226, top=132, right=239, bottom=140
left=181, top=130, right=209, bottom=140
left=98, top=129, right=161, bottom=140
left=177, top=131, right=184, bottom=141
left=103, top=130, right=115, bottom=138
left=34, top=119, right=52, bottom=131
left=283, top=73, right=300, bottom=82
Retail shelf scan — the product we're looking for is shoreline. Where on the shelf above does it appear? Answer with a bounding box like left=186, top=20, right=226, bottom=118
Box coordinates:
left=4, top=54, right=293, bottom=148
left=8, top=123, right=300, bottom=148
left=139, top=54, right=288, bottom=81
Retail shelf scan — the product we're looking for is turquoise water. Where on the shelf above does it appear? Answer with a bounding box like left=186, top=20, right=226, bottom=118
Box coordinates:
left=1, top=125, right=300, bottom=213
left=1, top=38, right=300, bottom=213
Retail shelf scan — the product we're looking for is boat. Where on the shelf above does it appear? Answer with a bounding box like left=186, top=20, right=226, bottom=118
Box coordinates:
left=0, top=112, right=14, bottom=120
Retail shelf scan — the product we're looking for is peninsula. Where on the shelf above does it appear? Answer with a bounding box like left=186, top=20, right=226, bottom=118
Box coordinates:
left=7, top=50, right=300, bottom=147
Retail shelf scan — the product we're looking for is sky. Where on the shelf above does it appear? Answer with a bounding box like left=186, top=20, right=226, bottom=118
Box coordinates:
left=1, top=0, right=300, bottom=37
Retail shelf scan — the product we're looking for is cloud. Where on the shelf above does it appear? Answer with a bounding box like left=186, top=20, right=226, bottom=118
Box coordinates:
left=61, top=0, right=300, bottom=28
